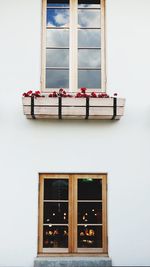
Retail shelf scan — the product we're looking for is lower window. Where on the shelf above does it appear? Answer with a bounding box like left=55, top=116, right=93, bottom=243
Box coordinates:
left=38, top=174, right=107, bottom=254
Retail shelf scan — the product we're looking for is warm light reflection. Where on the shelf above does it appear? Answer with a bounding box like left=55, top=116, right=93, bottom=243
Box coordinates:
left=43, top=225, right=68, bottom=248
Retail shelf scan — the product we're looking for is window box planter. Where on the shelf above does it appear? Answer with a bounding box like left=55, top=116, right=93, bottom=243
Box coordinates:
left=22, top=95, right=125, bottom=120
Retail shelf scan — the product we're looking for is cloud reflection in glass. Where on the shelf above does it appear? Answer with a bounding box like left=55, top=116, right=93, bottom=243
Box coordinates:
left=47, top=9, right=69, bottom=27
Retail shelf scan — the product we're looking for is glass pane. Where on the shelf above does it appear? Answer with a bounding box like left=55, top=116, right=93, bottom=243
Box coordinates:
left=44, top=179, right=68, bottom=200
left=78, top=29, right=101, bottom=47
left=78, top=225, right=102, bottom=248
left=47, top=0, right=69, bottom=7
left=78, top=0, right=100, bottom=8
left=47, top=29, right=69, bottom=47
left=78, top=70, right=101, bottom=88
left=47, top=9, right=69, bottom=27
left=43, top=225, right=68, bottom=248
left=78, top=202, right=102, bottom=224
left=78, top=179, right=102, bottom=200
left=78, top=10, right=100, bottom=28
left=46, top=49, right=69, bottom=67
left=78, top=49, right=100, bottom=68
left=46, top=69, right=69, bottom=88
left=44, top=202, right=68, bottom=224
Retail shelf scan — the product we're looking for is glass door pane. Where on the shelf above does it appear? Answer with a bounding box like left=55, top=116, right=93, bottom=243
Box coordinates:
left=77, top=178, right=103, bottom=250
left=43, top=178, right=69, bottom=251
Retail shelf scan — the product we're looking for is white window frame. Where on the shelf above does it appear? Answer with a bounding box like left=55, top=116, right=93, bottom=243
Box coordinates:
left=41, top=0, right=106, bottom=92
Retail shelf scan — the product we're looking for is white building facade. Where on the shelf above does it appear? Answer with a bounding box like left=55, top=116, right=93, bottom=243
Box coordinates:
left=0, top=0, right=150, bottom=266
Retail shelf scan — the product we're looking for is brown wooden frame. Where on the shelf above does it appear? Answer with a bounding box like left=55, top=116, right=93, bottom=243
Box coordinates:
left=41, top=0, right=106, bottom=92
left=38, top=173, right=108, bottom=255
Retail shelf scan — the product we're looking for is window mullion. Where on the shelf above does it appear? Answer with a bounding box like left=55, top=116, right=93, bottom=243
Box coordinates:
left=69, top=0, right=78, bottom=92
left=102, top=175, right=107, bottom=253
left=101, top=0, right=106, bottom=90
left=41, top=0, right=47, bottom=92
left=72, top=175, right=78, bottom=252
left=69, top=174, right=77, bottom=253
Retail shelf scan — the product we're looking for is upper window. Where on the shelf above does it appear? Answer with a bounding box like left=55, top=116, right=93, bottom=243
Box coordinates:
left=42, top=0, right=105, bottom=92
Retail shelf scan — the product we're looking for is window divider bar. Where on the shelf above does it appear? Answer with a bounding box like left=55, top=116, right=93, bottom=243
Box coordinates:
left=46, top=47, right=69, bottom=49
left=41, top=0, right=47, bottom=91
left=78, top=68, right=101, bottom=70
left=46, top=26, right=69, bottom=29
left=46, top=47, right=101, bottom=49
left=43, top=224, right=69, bottom=226
left=46, top=67, right=69, bottom=70
left=78, top=47, right=101, bottom=49
left=101, top=0, right=106, bottom=90
left=69, top=0, right=78, bottom=92
left=79, top=27, right=101, bottom=29
left=44, top=200, right=69, bottom=202
left=77, top=224, right=103, bottom=226
left=47, top=7, right=69, bottom=9
left=78, top=7, right=101, bottom=10
left=78, top=200, right=102, bottom=202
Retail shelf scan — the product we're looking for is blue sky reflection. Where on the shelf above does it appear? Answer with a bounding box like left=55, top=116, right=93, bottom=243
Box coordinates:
left=47, top=9, right=69, bottom=27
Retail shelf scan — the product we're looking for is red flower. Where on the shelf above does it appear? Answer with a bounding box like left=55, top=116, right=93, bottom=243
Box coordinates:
left=98, top=93, right=102, bottom=98
left=52, top=91, right=58, bottom=97
left=22, top=90, right=33, bottom=97
left=91, top=92, right=97, bottom=98
left=75, top=92, right=82, bottom=98
left=35, top=91, right=40, bottom=95
left=32, top=91, right=41, bottom=97
left=114, top=93, right=117, bottom=97
left=80, top=88, right=87, bottom=93
left=59, top=89, right=67, bottom=97
left=27, top=90, right=33, bottom=95
left=67, top=94, right=73, bottom=97
left=98, top=93, right=109, bottom=98
left=23, top=92, right=28, bottom=97
left=49, top=93, right=53, bottom=97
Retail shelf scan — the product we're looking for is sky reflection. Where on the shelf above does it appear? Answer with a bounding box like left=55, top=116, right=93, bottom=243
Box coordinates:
left=78, top=70, right=101, bottom=88
left=47, top=9, right=69, bottom=27
left=47, top=29, right=69, bottom=47
left=78, top=49, right=101, bottom=68
left=46, top=69, right=69, bottom=88
left=46, top=49, right=69, bottom=67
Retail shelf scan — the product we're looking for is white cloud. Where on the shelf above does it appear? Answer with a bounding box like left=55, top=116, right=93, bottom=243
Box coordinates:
left=54, top=12, right=69, bottom=27
left=78, top=10, right=100, bottom=28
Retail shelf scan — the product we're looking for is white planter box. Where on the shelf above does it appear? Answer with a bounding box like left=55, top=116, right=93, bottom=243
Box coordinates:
left=22, top=97, right=125, bottom=120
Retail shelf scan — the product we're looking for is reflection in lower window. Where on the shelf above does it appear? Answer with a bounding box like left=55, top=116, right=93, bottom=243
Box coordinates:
left=43, top=226, right=68, bottom=248
left=78, top=202, right=102, bottom=224
left=44, top=202, right=68, bottom=224
left=78, top=225, right=102, bottom=248
left=44, top=179, right=68, bottom=200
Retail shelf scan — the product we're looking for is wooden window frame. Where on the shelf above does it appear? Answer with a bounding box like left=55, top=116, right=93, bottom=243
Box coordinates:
left=38, top=173, right=108, bottom=255
left=41, top=0, right=106, bottom=93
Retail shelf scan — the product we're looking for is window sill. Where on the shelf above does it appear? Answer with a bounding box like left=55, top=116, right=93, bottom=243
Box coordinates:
left=22, top=96, right=125, bottom=120
left=34, top=256, right=112, bottom=267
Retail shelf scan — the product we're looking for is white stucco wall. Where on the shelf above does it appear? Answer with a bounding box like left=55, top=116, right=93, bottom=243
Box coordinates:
left=0, top=0, right=150, bottom=266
